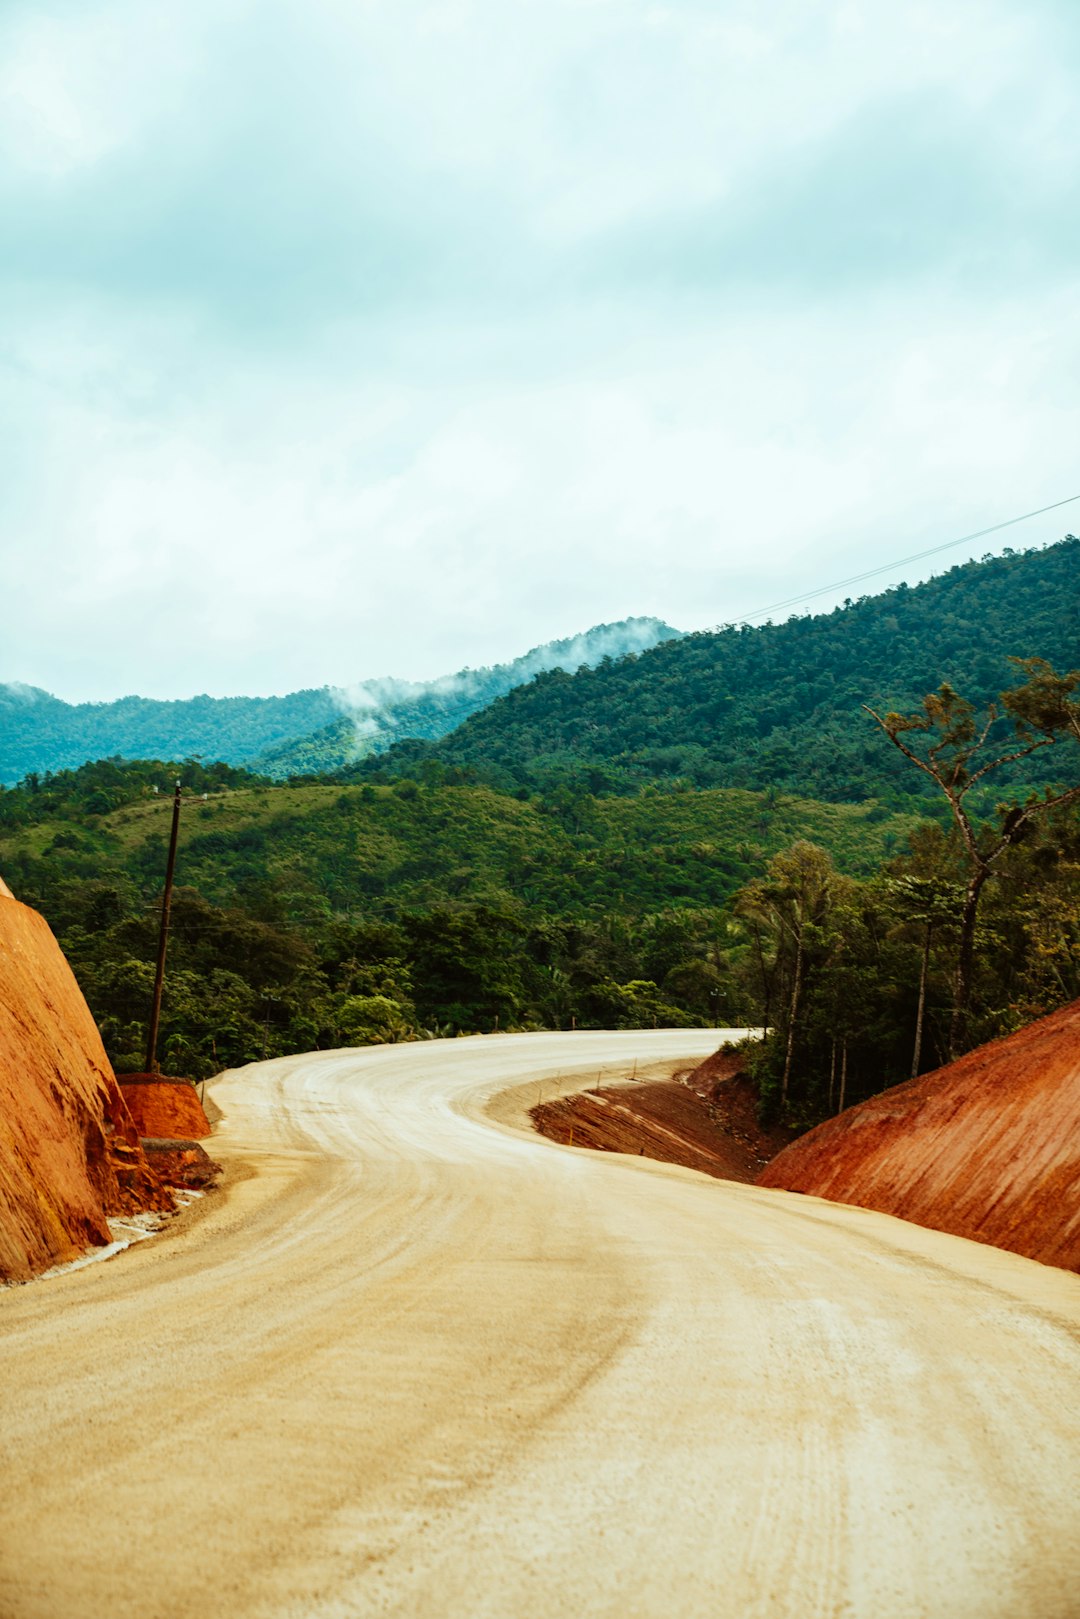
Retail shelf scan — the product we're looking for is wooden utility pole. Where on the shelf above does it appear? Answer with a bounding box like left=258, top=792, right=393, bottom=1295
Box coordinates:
left=145, top=780, right=182, bottom=1074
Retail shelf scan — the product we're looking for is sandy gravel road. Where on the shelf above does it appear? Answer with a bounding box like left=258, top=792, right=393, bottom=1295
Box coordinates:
left=2, top=1030, right=1080, bottom=1619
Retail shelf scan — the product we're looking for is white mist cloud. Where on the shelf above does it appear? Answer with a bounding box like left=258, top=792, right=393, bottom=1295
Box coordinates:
left=326, top=617, right=677, bottom=758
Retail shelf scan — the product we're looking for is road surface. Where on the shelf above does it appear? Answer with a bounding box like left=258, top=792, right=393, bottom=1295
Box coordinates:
left=2, top=1030, right=1080, bottom=1618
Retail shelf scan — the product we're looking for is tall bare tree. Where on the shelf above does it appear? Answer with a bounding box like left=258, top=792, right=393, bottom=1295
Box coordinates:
left=866, top=659, right=1080, bottom=1058
left=884, top=874, right=964, bottom=1076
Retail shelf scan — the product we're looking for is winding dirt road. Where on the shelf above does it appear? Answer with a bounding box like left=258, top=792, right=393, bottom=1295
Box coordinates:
left=2, top=1030, right=1080, bottom=1618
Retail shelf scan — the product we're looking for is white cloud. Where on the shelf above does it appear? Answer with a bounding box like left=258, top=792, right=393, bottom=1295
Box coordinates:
left=0, top=0, right=1077, bottom=698
left=0, top=2, right=216, bottom=178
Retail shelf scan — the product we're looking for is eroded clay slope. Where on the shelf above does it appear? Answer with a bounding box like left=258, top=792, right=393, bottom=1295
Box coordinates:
left=0, top=885, right=169, bottom=1282
left=118, top=1075, right=211, bottom=1139
left=758, top=999, right=1080, bottom=1270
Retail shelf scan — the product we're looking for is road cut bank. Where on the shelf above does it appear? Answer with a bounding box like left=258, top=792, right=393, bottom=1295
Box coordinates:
left=0, top=883, right=172, bottom=1281
left=2, top=1030, right=1080, bottom=1619
left=759, top=996, right=1080, bottom=1270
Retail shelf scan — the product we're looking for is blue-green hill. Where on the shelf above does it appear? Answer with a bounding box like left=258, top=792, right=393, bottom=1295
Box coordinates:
left=0, top=617, right=679, bottom=786
left=355, top=539, right=1080, bottom=806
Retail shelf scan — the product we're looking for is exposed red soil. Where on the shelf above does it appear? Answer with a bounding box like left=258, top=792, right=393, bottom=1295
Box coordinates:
left=531, top=1051, right=793, bottom=1183
left=118, top=1074, right=211, bottom=1140
left=758, top=998, right=1080, bottom=1272
left=141, top=1139, right=220, bottom=1191
left=0, top=888, right=172, bottom=1283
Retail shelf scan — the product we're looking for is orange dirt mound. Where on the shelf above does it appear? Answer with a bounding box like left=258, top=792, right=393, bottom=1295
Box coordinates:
left=118, top=1075, right=211, bottom=1140
left=531, top=1053, right=791, bottom=1183
left=758, top=999, right=1080, bottom=1271
left=0, top=890, right=171, bottom=1282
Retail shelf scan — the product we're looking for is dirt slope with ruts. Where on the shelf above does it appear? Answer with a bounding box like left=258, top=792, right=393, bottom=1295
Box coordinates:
left=759, top=998, right=1080, bottom=1271
left=0, top=883, right=170, bottom=1282
left=531, top=1052, right=792, bottom=1182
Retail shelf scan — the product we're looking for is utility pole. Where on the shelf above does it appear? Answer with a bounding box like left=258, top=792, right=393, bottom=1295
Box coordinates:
left=145, top=780, right=182, bottom=1074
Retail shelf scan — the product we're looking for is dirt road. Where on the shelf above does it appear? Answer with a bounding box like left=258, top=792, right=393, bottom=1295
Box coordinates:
left=2, top=1031, right=1080, bottom=1618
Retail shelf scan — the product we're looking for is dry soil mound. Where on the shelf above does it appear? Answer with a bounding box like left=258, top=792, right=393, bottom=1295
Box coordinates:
left=0, top=886, right=170, bottom=1282
left=531, top=1052, right=792, bottom=1182
left=758, top=999, right=1080, bottom=1270
left=118, top=1074, right=211, bottom=1139
left=141, top=1139, right=220, bottom=1190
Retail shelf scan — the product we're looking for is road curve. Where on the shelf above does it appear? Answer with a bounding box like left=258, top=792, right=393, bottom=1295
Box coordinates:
left=2, top=1030, right=1080, bottom=1619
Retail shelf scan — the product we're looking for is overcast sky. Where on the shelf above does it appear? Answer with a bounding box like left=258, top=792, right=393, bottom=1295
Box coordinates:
left=1, top=0, right=1078, bottom=701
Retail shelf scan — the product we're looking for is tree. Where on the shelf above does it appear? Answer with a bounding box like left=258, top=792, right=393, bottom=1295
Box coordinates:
left=883, top=874, right=964, bottom=1077
left=865, top=659, right=1080, bottom=1057
left=589, top=977, right=691, bottom=1030
left=735, top=842, right=846, bottom=1107
left=333, top=993, right=415, bottom=1046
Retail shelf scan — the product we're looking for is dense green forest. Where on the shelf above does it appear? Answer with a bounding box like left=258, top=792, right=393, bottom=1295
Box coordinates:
left=1, top=650, right=1077, bottom=1133
left=8, top=542, right=1071, bottom=803
left=0, top=755, right=914, bottom=1081
left=0, top=618, right=677, bottom=785
left=350, top=540, right=1079, bottom=806
left=0, top=685, right=338, bottom=786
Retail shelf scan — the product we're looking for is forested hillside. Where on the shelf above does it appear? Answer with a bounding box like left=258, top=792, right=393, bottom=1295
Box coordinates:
left=356, top=540, right=1079, bottom=805
left=1, top=543, right=1076, bottom=1131
left=1, top=705, right=1076, bottom=1131
left=0, top=756, right=914, bottom=1081
left=0, top=617, right=678, bottom=785
left=0, top=685, right=337, bottom=787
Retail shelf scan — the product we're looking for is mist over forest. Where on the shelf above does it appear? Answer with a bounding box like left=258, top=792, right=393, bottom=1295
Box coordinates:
left=0, top=618, right=679, bottom=786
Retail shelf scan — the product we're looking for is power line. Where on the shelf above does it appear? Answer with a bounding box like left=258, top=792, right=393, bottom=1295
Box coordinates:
left=731, top=493, right=1080, bottom=627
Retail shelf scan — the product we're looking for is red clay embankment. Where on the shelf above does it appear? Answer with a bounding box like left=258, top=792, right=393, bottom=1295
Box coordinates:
left=531, top=1052, right=794, bottom=1182
left=0, top=884, right=171, bottom=1282
left=118, top=1074, right=211, bottom=1140
left=758, top=998, right=1080, bottom=1271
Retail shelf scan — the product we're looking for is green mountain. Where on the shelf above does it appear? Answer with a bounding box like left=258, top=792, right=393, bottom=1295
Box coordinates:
left=0, top=617, right=679, bottom=786
left=0, top=685, right=338, bottom=788
left=1, top=543, right=1075, bottom=1108
left=353, top=539, right=1080, bottom=806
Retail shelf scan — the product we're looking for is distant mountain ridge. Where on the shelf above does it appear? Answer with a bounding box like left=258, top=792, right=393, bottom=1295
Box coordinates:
left=350, top=539, right=1080, bottom=806
left=0, top=617, right=681, bottom=786
left=253, top=617, right=681, bottom=778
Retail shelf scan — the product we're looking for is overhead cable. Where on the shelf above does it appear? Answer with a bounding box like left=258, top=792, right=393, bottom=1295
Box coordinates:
left=732, top=492, right=1080, bottom=626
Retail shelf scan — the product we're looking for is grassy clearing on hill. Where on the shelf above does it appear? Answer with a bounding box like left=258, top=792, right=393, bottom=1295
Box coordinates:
left=60, top=779, right=918, bottom=926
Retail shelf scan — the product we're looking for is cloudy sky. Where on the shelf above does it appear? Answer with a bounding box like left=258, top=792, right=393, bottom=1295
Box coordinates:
left=1, top=0, right=1077, bottom=701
